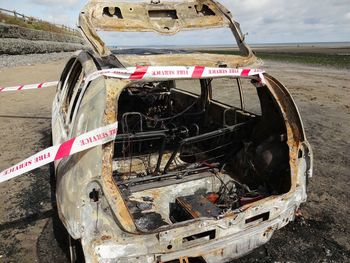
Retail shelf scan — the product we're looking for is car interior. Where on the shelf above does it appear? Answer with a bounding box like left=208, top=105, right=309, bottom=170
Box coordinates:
left=111, top=77, right=291, bottom=232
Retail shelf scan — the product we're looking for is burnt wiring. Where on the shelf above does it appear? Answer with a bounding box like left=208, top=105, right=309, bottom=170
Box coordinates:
left=121, top=79, right=213, bottom=129
left=138, top=99, right=198, bottom=124
left=115, top=80, right=267, bottom=191
left=211, top=168, right=262, bottom=210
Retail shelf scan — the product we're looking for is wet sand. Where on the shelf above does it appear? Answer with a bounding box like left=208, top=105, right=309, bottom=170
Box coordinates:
left=192, top=42, right=350, bottom=54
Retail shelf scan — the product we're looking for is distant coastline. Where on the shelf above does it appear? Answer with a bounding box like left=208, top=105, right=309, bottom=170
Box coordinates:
left=111, top=42, right=350, bottom=69
left=113, top=41, right=350, bottom=49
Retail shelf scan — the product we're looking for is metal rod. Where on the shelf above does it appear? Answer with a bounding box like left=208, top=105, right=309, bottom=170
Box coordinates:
left=117, top=166, right=212, bottom=186
left=163, top=123, right=244, bottom=173
left=236, top=78, right=245, bottom=110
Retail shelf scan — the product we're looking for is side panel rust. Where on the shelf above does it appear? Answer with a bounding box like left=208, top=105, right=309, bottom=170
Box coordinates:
left=100, top=78, right=137, bottom=232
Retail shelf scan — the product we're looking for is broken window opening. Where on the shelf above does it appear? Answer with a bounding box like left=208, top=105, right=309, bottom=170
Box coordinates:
left=97, top=27, right=238, bottom=49
left=61, top=61, right=83, bottom=125
left=111, top=77, right=291, bottom=232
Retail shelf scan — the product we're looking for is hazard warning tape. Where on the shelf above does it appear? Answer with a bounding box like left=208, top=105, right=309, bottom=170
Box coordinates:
left=0, top=66, right=265, bottom=92
left=0, top=81, right=58, bottom=92
left=85, top=66, right=266, bottom=84
left=0, top=122, right=118, bottom=184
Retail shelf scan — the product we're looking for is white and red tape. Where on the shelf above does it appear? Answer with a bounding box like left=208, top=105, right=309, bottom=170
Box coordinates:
left=0, top=66, right=265, bottom=92
left=85, top=66, right=266, bottom=84
left=0, top=66, right=266, bottom=183
left=0, top=81, right=59, bottom=93
left=0, top=122, right=118, bottom=184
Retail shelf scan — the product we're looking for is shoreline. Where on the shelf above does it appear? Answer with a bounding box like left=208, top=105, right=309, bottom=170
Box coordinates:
left=1, top=42, right=350, bottom=70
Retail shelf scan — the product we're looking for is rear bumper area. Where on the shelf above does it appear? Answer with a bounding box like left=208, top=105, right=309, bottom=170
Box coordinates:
left=92, top=202, right=299, bottom=263
left=155, top=205, right=296, bottom=263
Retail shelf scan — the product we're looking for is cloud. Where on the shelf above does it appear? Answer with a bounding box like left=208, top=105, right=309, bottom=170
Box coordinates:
left=0, top=0, right=349, bottom=44
left=22, top=0, right=86, bottom=26
left=304, top=18, right=321, bottom=25
left=263, top=16, right=282, bottom=24
left=31, top=0, right=80, bottom=7
left=221, top=0, right=350, bottom=43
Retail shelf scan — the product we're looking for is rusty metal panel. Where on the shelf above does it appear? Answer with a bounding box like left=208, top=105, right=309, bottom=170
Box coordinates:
left=174, top=195, right=221, bottom=220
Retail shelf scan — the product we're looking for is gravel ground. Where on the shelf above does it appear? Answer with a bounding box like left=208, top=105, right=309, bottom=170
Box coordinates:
left=0, top=52, right=75, bottom=69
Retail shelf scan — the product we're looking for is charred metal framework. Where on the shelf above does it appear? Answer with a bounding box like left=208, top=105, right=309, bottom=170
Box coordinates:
left=78, top=0, right=257, bottom=66
left=51, top=1, right=313, bottom=263
left=111, top=77, right=293, bottom=233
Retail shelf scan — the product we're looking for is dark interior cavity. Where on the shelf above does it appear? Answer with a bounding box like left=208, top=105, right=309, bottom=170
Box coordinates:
left=112, top=78, right=291, bottom=231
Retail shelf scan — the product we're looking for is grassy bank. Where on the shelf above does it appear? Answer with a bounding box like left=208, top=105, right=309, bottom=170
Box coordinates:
left=0, top=12, right=76, bottom=36
left=200, top=50, right=350, bottom=69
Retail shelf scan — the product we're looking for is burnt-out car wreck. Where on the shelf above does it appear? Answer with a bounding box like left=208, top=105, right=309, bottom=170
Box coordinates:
left=51, top=0, right=313, bottom=262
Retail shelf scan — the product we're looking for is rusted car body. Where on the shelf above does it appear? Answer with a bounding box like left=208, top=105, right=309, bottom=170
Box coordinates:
left=51, top=0, right=313, bottom=262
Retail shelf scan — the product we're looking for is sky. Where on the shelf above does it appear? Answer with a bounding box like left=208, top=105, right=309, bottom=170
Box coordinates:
left=0, top=0, right=349, bottom=45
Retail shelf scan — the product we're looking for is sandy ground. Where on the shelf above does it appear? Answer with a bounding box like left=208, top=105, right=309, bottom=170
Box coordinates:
left=0, top=58, right=349, bottom=262
left=250, top=43, right=350, bottom=56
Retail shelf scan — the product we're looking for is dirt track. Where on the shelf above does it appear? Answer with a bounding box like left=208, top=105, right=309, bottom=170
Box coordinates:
left=0, top=59, right=349, bottom=262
